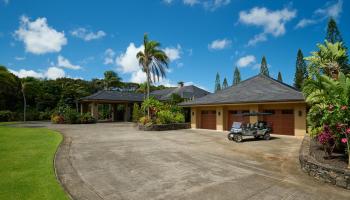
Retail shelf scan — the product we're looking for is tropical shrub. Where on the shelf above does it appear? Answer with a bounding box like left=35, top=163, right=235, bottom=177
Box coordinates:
left=51, top=115, right=64, bottom=124
left=0, top=110, right=13, bottom=122
left=132, top=103, right=142, bottom=122
left=62, top=108, right=80, bottom=124
left=174, top=112, right=185, bottom=123
left=139, top=98, right=186, bottom=125
left=80, top=112, right=96, bottom=124
left=303, top=42, right=350, bottom=168
left=139, top=116, right=151, bottom=125
left=157, top=110, right=173, bottom=124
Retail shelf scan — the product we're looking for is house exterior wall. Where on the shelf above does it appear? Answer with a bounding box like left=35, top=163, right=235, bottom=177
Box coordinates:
left=188, top=102, right=307, bottom=136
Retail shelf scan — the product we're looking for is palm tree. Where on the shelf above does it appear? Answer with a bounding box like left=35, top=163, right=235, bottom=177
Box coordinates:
left=21, top=80, right=29, bottom=122
left=136, top=82, right=147, bottom=99
left=305, top=41, right=347, bottom=80
left=103, top=70, right=121, bottom=90
left=136, top=34, right=169, bottom=101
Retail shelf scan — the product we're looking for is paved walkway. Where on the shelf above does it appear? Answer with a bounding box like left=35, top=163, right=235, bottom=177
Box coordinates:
left=21, top=122, right=350, bottom=199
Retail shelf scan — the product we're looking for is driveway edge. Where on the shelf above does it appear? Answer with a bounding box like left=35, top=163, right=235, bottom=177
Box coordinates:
left=54, top=130, right=104, bottom=200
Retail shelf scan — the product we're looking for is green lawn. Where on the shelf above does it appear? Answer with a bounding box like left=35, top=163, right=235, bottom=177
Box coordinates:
left=0, top=126, right=68, bottom=200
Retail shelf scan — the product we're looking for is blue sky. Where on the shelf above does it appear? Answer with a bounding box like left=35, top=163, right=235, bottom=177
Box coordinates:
left=0, top=0, right=349, bottom=91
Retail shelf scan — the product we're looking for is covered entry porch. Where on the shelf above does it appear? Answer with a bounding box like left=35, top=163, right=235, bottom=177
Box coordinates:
left=79, top=90, right=144, bottom=122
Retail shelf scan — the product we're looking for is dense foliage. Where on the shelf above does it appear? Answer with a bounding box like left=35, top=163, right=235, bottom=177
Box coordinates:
left=138, top=97, right=185, bottom=125
left=294, top=49, right=308, bottom=90
left=277, top=72, right=283, bottom=82
left=303, top=41, right=350, bottom=168
left=214, top=72, right=221, bottom=92
left=260, top=56, right=269, bottom=77
left=233, top=66, right=241, bottom=86
left=0, top=66, right=168, bottom=122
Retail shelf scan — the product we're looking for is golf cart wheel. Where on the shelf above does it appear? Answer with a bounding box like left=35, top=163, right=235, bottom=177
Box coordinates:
left=263, top=133, right=271, bottom=140
left=227, top=133, right=233, bottom=141
left=254, top=135, right=260, bottom=139
left=234, top=134, right=243, bottom=143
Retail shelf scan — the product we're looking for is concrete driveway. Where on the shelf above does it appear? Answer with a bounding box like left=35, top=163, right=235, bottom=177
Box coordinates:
left=31, top=122, right=349, bottom=199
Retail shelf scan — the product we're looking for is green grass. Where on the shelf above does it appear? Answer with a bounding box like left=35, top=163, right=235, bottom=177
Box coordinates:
left=0, top=126, right=68, bottom=200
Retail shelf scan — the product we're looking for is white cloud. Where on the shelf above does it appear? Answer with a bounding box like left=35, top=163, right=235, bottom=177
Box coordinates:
left=208, top=38, right=231, bottom=50
left=295, top=19, right=318, bottom=29
left=183, top=0, right=199, bottom=6
left=163, top=0, right=174, bottom=4
left=236, top=55, right=256, bottom=68
left=117, top=42, right=181, bottom=84
left=57, top=55, right=81, bottom=70
left=14, top=56, right=26, bottom=61
left=116, top=43, right=144, bottom=73
left=164, top=44, right=181, bottom=61
left=71, top=28, right=106, bottom=41
left=203, top=0, right=231, bottom=11
left=295, top=0, right=343, bottom=29
left=315, top=0, right=342, bottom=19
left=247, top=33, right=267, bottom=46
left=9, top=66, right=66, bottom=80
left=15, top=16, right=67, bottom=54
left=45, top=67, right=65, bottom=79
left=9, top=69, right=44, bottom=78
left=239, top=7, right=296, bottom=45
left=104, top=48, right=116, bottom=65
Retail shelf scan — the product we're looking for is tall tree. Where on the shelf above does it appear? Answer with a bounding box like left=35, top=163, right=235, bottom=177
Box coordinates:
left=214, top=72, right=221, bottom=92
left=306, top=41, right=347, bottom=80
left=103, top=70, right=121, bottom=90
left=222, top=78, right=228, bottom=89
left=277, top=72, right=283, bottom=82
left=136, top=34, right=169, bottom=100
left=294, top=49, right=308, bottom=89
left=136, top=34, right=169, bottom=116
left=326, top=17, right=343, bottom=43
left=325, top=17, right=349, bottom=73
left=233, top=66, right=241, bottom=86
left=260, top=56, right=269, bottom=76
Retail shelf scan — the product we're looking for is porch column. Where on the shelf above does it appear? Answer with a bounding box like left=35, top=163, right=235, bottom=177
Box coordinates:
left=190, top=107, right=197, bottom=129
left=91, top=102, right=99, bottom=120
left=294, top=104, right=307, bottom=137
left=249, top=105, right=259, bottom=123
left=80, top=103, right=83, bottom=115
left=124, top=103, right=131, bottom=122
left=216, top=106, right=224, bottom=131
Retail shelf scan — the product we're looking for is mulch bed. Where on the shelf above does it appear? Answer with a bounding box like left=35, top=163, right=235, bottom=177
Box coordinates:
left=310, top=138, right=348, bottom=169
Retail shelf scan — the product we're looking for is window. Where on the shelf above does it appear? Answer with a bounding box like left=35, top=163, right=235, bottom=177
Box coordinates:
left=264, top=110, right=275, bottom=114
left=281, top=109, right=293, bottom=114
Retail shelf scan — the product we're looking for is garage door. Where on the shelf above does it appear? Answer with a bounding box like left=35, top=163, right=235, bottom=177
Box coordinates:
left=263, top=109, right=294, bottom=135
left=201, top=110, right=216, bottom=130
left=227, top=110, right=250, bottom=130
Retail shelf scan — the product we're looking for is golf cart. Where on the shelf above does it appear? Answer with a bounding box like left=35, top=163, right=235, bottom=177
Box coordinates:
left=227, top=112, right=272, bottom=142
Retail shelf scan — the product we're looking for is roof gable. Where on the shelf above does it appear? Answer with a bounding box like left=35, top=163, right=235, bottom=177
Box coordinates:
left=180, top=74, right=304, bottom=106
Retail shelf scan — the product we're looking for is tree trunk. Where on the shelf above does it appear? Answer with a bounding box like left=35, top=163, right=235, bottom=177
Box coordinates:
left=146, top=68, right=151, bottom=118
left=22, top=89, right=26, bottom=122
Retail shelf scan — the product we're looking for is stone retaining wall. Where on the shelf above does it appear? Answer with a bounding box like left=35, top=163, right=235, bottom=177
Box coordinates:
left=138, top=123, right=190, bottom=131
left=299, top=135, right=350, bottom=189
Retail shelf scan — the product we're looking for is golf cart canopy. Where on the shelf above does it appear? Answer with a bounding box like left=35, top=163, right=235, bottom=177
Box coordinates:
left=234, top=112, right=273, bottom=116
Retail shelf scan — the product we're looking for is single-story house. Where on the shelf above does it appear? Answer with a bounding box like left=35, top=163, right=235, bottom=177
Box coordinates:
left=79, top=84, right=210, bottom=122
left=179, top=74, right=306, bottom=136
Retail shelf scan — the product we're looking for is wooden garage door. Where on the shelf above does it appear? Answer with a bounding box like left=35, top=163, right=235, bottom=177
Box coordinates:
left=201, top=110, right=216, bottom=130
left=263, top=109, right=294, bottom=135
left=227, top=110, right=250, bottom=130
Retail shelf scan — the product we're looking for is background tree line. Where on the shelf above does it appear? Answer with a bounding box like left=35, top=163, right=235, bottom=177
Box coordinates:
left=0, top=67, right=167, bottom=121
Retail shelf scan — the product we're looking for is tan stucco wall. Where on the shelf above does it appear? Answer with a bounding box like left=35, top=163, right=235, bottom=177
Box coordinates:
left=188, top=102, right=307, bottom=136
left=216, top=107, right=224, bottom=131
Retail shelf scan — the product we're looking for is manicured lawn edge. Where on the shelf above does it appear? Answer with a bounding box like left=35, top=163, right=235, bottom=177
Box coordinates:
left=0, top=126, right=69, bottom=200
left=53, top=131, right=73, bottom=200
